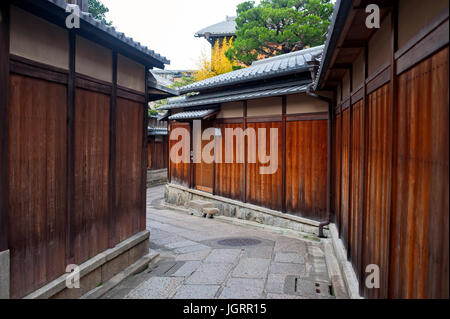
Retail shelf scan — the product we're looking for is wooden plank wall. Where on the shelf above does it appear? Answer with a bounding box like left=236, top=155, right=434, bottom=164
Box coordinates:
left=286, top=120, right=328, bottom=221
left=332, top=39, right=449, bottom=298
left=73, top=88, right=110, bottom=265
left=148, top=136, right=168, bottom=170
left=169, top=122, right=190, bottom=187
left=115, top=98, right=144, bottom=243
left=194, top=121, right=214, bottom=193
left=6, top=55, right=148, bottom=297
left=390, top=47, right=449, bottom=299
left=246, top=122, right=283, bottom=211
left=8, top=74, right=68, bottom=298
left=215, top=123, right=244, bottom=201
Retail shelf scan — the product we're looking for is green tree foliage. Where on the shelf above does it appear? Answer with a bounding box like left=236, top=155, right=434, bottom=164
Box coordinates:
left=88, top=0, right=112, bottom=25
left=226, top=0, right=334, bottom=66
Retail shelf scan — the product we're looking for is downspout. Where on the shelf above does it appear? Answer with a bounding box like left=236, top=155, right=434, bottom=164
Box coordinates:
left=306, top=61, right=333, bottom=238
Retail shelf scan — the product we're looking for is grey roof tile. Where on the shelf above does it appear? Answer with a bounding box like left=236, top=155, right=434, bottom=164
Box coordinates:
left=168, top=109, right=219, bottom=121
left=178, top=45, right=324, bottom=94
left=162, top=81, right=310, bottom=110
left=195, top=16, right=236, bottom=37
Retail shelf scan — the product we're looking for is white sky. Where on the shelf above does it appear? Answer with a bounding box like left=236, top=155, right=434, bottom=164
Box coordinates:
left=102, top=0, right=258, bottom=70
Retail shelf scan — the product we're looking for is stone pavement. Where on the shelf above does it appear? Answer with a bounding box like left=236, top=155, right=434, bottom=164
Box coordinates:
left=102, top=186, right=336, bottom=299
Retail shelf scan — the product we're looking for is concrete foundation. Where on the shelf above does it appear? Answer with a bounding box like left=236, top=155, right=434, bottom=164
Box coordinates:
left=0, top=250, right=10, bottom=299
left=23, top=230, right=150, bottom=299
left=164, top=183, right=328, bottom=237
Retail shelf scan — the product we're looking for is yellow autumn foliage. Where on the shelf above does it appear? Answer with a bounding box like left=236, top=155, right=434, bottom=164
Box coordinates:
left=194, top=38, right=237, bottom=82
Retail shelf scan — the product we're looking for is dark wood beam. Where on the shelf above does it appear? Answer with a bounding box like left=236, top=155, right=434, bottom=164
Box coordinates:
left=0, top=2, right=10, bottom=252
left=66, top=30, right=76, bottom=262
left=331, top=63, right=353, bottom=70
left=108, top=51, right=118, bottom=246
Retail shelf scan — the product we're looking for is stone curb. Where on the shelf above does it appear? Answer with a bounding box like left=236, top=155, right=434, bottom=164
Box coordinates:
left=23, top=230, right=150, bottom=299
left=80, top=253, right=160, bottom=299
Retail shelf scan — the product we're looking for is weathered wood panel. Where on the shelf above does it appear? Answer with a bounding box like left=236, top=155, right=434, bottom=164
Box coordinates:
left=246, top=122, right=283, bottom=211
left=349, top=100, right=364, bottom=279
left=169, top=122, right=190, bottom=187
left=195, top=121, right=214, bottom=193
left=340, top=108, right=350, bottom=248
left=148, top=136, right=168, bottom=170
left=115, top=98, right=144, bottom=243
left=73, top=88, right=110, bottom=264
left=390, top=47, right=449, bottom=299
left=286, top=120, right=328, bottom=221
left=215, top=123, right=244, bottom=201
left=363, top=83, right=392, bottom=299
left=8, top=74, right=67, bottom=298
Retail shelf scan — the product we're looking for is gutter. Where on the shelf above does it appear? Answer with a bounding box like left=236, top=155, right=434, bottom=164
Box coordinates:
left=306, top=61, right=334, bottom=238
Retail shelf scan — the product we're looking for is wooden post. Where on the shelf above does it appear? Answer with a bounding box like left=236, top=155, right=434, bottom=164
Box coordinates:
left=282, top=96, right=287, bottom=213
left=66, top=30, right=76, bottom=262
left=108, top=51, right=118, bottom=246
left=141, top=66, right=150, bottom=231
left=212, top=119, right=216, bottom=195
left=243, top=101, right=248, bottom=203
left=0, top=2, right=10, bottom=253
left=387, top=4, right=398, bottom=299
left=338, top=81, right=344, bottom=238
left=348, top=67, right=353, bottom=261
left=359, top=45, right=368, bottom=296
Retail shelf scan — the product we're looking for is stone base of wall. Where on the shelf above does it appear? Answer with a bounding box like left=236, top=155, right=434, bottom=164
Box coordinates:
left=165, top=183, right=328, bottom=237
left=147, top=169, right=168, bottom=187
left=0, top=250, right=10, bottom=299
left=23, top=230, right=150, bottom=299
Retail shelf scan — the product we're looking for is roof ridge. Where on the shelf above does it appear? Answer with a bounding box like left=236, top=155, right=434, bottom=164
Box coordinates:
left=252, top=45, right=325, bottom=66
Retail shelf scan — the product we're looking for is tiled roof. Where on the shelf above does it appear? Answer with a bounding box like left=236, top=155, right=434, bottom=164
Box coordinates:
left=168, top=109, right=219, bottom=121
left=161, top=81, right=310, bottom=110
left=44, top=0, right=170, bottom=65
left=178, top=45, right=324, bottom=94
left=195, top=16, right=236, bottom=37
left=148, top=127, right=168, bottom=136
left=313, top=0, right=352, bottom=90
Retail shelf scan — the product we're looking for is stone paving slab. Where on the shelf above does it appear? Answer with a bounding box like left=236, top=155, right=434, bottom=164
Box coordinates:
left=265, top=274, right=287, bottom=294
left=175, top=249, right=212, bottom=261
left=126, top=277, right=183, bottom=299
left=274, top=252, right=305, bottom=264
left=270, top=262, right=306, bottom=276
left=186, top=263, right=234, bottom=285
left=171, top=261, right=201, bottom=277
left=243, top=246, right=273, bottom=259
left=219, top=278, right=265, bottom=299
left=232, top=258, right=271, bottom=279
left=204, top=249, right=242, bottom=264
left=173, top=285, right=220, bottom=299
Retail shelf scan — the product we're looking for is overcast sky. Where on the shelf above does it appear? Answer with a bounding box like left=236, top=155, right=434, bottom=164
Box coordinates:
left=102, top=0, right=258, bottom=70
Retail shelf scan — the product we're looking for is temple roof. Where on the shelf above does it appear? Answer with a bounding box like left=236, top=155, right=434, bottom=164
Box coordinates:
left=195, top=16, right=237, bottom=38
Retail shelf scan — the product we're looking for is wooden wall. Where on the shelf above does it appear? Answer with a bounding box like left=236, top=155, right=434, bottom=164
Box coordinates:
left=6, top=48, right=148, bottom=298
left=286, top=120, right=328, bottom=221
left=148, top=136, right=168, bottom=170
left=8, top=74, right=68, bottom=298
left=331, top=7, right=449, bottom=298
left=169, top=122, right=190, bottom=187
left=169, top=109, right=329, bottom=220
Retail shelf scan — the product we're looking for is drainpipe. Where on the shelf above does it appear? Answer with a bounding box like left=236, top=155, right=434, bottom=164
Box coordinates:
left=306, top=81, right=333, bottom=238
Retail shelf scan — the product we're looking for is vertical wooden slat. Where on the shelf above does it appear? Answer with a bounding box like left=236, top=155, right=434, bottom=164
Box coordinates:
left=282, top=96, right=287, bottom=213
left=0, top=2, right=10, bottom=253
left=387, top=4, right=398, bottom=298
left=359, top=45, right=368, bottom=295
left=348, top=68, right=353, bottom=261
left=66, top=30, right=76, bottom=262
left=108, top=51, right=117, bottom=247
